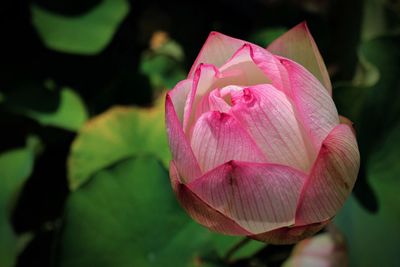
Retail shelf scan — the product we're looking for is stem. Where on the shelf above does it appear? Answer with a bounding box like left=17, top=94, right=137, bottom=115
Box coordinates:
left=223, top=237, right=252, bottom=263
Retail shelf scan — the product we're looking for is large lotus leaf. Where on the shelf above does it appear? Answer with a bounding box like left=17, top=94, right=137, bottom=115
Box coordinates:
left=57, top=156, right=246, bottom=267
left=68, top=97, right=169, bottom=190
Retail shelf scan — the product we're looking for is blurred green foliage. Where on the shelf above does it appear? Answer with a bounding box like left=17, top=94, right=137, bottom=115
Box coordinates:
left=31, top=0, right=130, bottom=54
left=0, top=144, right=35, bottom=267
left=0, top=0, right=399, bottom=266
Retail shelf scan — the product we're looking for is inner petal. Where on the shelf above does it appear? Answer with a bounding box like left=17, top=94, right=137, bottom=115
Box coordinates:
left=183, top=46, right=272, bottom=136
left=220, top=44, right=272, bottom=85
left=194, top=85, right=243, bottom=124
left=229, top=84, right=316, bottom=172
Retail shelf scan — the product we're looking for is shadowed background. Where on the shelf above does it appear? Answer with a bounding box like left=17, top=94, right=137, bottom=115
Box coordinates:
left=0, top=0, right=399, bottom=266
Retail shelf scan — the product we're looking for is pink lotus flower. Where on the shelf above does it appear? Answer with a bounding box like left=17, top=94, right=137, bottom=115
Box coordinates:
left=165, top=22, right=360, bottom=244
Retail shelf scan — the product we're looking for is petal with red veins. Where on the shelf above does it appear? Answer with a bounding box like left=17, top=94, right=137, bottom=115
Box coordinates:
left=165, top=94, right=202, bottom=182
left=183, top=64, right=219, bottom=133
left=249, top=45, right=292, bottom=94
left=230, top=84, right=315, bottom=171
left=188, top=32, right=245, bottom=78
left=169, top=161, right=251, bottom=235
left=295, top=124, right=360, bottom=225
left=184, top=50, right=274, bottom=133
left=208, top=89, right=231, bottom=113
left=267, top=22, right=332, bottom=94
left=195, top=88, right=232, bottom=120
left=219, top=44, right=271, bottom=85
left=249, top=47, right=339, bottom=151
left=279, top=57, right=339, bottom=150
left=188, top=161, right=307, bottom=234
left=169, top=79, right=193, bottom=123
left=191, top=111, right=266, bottom=172
left=183, top=64, right=235, bottom=133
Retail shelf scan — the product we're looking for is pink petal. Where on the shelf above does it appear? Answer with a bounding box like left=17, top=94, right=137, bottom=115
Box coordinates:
left=169, top=161, right=251, bottom=235
left=282, top=226, right=348, bottom=266
left=219, top=44, right=271, bottom=85
left=230, top=84, right=315, bottom=171
left=208, top=88, right=232, bottom=113
left=278, top=57, right=339, bottom=151
left=251, top=220, right=329, bottom=245
left=183, top=64, right=219, bottom=133
left=188, top=32, right=246, bottom=78
left=267, top=22, right=332, bottom=94
left=248, top=46, right=338, bottom=151
left=184, top=61, right=268, bottom=134
left=248, top=45, right=292, bottom=95
left=295, top=124, right=360, bottom=225
left=169, top=79, right=193, bottom=123
left=194, top=86, right=242, bottom=120
left=188, top=161, right=307, bottom=234
left=190, top=111, right=266, bottom=172
left=165, top=94, right=202, bottom=182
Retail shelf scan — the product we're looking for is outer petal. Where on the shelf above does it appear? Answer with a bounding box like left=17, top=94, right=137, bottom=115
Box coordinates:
left=278, top=57, right=339, bottom=151
left=165, top=94, right=202, bottom=182
left=191, top=111, right=266, bottom=172
left=169, top=161, right=251, bottom=235
left=229, top=84, right=315, bottom=171
left=188, top=161, right=307, bottom=234
left=251, top=220, right=329, bottom=245
left=169, top=79, right=192, bottom=123
left=188, top=32, right=245, bottom=78
left=267, top=22, right=332, bottom=94
left=295, top=124, right=360, bottom=225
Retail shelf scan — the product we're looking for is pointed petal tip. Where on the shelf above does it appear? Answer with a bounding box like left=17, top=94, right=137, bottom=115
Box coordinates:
left=267, top=21, right=332, bottom=94
left=188, top=32, right=246, bottom=78
left=297, top=21, right=309, bottom=30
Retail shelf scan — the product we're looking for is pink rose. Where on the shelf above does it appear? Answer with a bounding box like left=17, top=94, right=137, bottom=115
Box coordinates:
left=165, top=22, right=360, bottom=244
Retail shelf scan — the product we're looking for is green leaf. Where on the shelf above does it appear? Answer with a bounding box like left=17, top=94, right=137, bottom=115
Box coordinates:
left=31, top=0, right=130, bottom=55
left=23, top=87, right=88, bottom=131
left=0, top=148, right=34, bottom=267
left=334, top=35, right=400, bottom=141
left=68, top=97, right=170, bottom=190
left=155, top=39, right=185, bottom=62
left=140, top=37, right=186, bottom=91
left=57, top=156, right=237, bottom=267
left=140, top=53, right=186, bottom=90
left=333, top=35, right=400, bottom=212
left=227, top=240, right=265, bottom=262
left=335, top=124, right=400, bottom=267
